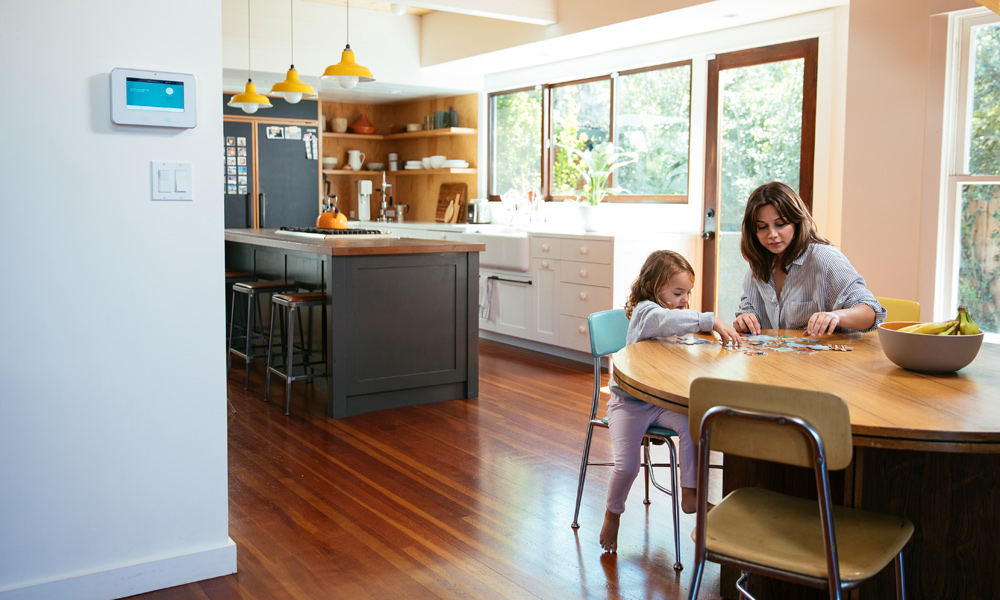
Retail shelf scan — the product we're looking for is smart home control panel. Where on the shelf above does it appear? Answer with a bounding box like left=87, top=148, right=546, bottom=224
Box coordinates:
left=111, top=68, right=197, bottom=128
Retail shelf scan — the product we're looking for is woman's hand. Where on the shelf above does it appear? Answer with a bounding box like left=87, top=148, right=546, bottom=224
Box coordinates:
left=733, top=313, right=761, bottom=335
left=713, top=317, right=742, bottom=347
left=805, top=311, right=840, bottom=337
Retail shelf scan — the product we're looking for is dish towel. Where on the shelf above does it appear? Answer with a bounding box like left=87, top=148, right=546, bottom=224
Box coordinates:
left=479, top=276, right=493, bottom=319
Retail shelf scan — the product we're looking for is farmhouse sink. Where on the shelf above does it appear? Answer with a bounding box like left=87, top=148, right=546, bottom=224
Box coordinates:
left=460, top=229, right=530, bottom=272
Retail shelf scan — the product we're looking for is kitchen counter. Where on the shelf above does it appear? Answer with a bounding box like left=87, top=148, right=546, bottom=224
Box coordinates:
left=224, top=227, right=485, bottom=255
left=225, top=228, right=482, bottom=418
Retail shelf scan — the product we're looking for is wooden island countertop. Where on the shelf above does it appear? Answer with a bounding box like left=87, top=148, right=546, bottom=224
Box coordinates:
left=224, top=228, right=484, bottom=257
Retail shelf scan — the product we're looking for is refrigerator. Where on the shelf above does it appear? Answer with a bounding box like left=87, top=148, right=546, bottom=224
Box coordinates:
left=223, top=95, right=321, bottom=229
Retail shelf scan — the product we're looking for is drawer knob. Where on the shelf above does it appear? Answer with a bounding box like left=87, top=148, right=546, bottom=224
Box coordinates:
left=579, top=292, right=588, bottom=301
left=579, top=246, right=589, bottom=256
left=441, top=233, right=447, bottom=239
left=542, top=261, right=550, bottom=269
left=579, top=269, right=588, bottom=278
left=542, top=243, right=551, bottom=252
left=578, top=325, right=586, bottom=334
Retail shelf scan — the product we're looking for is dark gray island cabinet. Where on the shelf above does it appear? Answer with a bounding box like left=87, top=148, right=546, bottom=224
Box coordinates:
left=225, top=229, right=484, bottom=418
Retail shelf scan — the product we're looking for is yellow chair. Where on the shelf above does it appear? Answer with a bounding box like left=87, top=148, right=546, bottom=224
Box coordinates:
left=686, top=377, right=914, bottom=600
left=875, top=296, right=920, bottom=322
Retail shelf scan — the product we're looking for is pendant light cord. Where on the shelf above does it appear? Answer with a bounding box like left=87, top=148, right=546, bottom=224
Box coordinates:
left=290, top=0, right=295, bottom=65
left=246, top=0, right=252, bottom=78
left=346, top=0, right=351, bottom=47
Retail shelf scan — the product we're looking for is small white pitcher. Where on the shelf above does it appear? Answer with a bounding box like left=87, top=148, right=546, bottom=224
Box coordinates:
left=347, top=150, right=365, bottom=171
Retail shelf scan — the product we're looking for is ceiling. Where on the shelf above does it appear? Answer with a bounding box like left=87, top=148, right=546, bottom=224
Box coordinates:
left=307, top=0, right=433, bottom=16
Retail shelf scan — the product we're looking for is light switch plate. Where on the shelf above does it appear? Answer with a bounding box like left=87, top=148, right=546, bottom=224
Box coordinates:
left=151, top=161, right=193, bottom=201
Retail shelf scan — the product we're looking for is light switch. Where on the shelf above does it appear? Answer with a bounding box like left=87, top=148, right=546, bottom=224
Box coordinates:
left=157, top=169, right=172, bottom=193
left=174, top=168, right=189, bottom=192
left=151, top=161, right=193, bottom=201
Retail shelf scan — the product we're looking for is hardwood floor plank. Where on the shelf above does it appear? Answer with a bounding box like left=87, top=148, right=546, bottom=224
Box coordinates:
left=130, top=340, right=720, bottom=599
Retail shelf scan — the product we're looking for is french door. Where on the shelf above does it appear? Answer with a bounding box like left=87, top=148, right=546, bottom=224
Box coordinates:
left=702, top=39, right=818, bottom=317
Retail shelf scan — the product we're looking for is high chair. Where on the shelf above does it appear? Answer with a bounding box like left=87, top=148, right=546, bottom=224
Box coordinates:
left=571, top=308, right=683, bottom=570
left=686, top=377, right=914, bottom=600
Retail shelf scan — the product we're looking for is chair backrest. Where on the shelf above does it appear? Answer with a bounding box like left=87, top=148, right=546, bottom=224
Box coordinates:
left=588, top=309, right=629, bottom=359
left=875, top=296, right=920, bottom=322
left=689, top=377, right=854, bottom=471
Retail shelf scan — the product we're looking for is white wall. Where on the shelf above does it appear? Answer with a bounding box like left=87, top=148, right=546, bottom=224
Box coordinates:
left=0, top=0, right=234, bottom=598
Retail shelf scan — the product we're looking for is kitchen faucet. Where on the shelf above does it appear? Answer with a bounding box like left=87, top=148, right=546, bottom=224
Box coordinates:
left=376, top=171, right=392, bottom=222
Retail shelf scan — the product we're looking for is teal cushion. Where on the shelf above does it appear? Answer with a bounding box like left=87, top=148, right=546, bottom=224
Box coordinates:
left=600, top=417, right=677, bottom=439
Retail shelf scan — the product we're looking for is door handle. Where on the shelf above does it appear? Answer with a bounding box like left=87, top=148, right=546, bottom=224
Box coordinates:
left=245, top=194, right=251, bottom=228
left=702, top=208, right=716, bottom=240
left=259, top=192, right=266, bottom=228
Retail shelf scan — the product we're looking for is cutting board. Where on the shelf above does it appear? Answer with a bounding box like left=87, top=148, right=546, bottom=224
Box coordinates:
left=436, top=183, right=468, bottom=224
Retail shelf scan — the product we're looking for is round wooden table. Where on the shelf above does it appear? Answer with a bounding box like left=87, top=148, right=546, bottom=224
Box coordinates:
left=613, top=330, right=1000, bottom=598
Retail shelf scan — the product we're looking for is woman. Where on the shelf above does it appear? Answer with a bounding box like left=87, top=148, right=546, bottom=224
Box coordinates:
left=733, top=181, right=885, bottom=337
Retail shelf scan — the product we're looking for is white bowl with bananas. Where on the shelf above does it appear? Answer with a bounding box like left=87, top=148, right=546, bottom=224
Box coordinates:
left=877, top=306, right=984, bottom=372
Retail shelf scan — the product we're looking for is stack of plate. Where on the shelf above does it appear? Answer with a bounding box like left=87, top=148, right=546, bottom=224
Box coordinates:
left=404, top=160, right=423, bottom=170
left=441, top=159, right=469, bottom=168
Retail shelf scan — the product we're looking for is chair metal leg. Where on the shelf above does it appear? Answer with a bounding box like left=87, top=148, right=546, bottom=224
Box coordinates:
left=665, top=437, right=682, bottom=570
left=227, top=397, right=237, bottom=413
left=895, top=551, right=907, bottom=600
left=285, top=305, right=296, bottom=415
left=642, top=439, right=653, bottom=505
left=265, top=302, right=278, bottom=402
left=736, top=572, right=759, bottom=600
left=571, top=422, right=597, bottom=528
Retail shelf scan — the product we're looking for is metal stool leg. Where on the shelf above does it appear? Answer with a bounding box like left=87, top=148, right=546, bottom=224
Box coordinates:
left=285, top=305, right=296, bottom=415
left=244, top=290, right=256, bottom=390
left=265, top=301, right=279, bottom=402
left=227, top=290, right=240, bottom=375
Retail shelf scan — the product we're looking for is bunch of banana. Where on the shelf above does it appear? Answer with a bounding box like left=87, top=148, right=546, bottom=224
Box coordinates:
left=899, top=306, right=981, bottom=335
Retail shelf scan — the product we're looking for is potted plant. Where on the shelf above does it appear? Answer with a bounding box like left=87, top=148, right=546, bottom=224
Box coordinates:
left=561, top=141, right=639, bottom=230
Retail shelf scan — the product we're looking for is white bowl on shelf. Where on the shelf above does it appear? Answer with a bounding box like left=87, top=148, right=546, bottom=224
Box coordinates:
left=441, top=159, right=468, bottom=168
left=406, top=123, right=422, bottom=132
left=421, top=157, right=432, bottom=169
left=322, top=157, right=338, bottom=169
left=429, top=155, right=447, bottom=169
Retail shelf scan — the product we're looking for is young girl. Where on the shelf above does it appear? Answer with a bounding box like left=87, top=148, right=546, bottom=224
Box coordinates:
left=733, top=181, right=885, bottom=336
left=600, top=250, right=741, bottom=553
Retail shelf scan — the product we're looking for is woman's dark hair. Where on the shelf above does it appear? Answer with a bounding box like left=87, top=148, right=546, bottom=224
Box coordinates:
left=740, top=181, right=829, bottom=282
left=624, top=250, right=695, bottom=318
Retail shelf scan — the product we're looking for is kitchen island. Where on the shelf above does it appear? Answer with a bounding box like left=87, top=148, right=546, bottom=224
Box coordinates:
left=225, top=228, right=484, bottom=418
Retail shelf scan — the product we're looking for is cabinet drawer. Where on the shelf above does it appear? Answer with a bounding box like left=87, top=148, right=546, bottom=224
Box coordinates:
left=559, top=282, right=612, bottom=318
left=559, top=315, right=592, bottom=353
left=560, top=260, right=611, bottom=287
left=531, top=236, right=560, bottom=259
left=559, top=238, right=612, bottom=264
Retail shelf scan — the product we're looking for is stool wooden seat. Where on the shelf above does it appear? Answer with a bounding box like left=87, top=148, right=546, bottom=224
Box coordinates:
left=228, top=280, right=297, bottom=390
left=266, top=291, right=329, bottom=415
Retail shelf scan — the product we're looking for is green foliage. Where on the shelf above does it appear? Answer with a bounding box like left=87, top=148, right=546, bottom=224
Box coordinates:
left=558, top=142, right=639, bottom=205
left=491, top=89, right=542, bottom=195
left=970, top=23, right=1000, bottom=176
left=718, top=60, right=804, bottom=232
left=552, top=80, right=610, bottom=197
left=958, top=185, right=1000, bottom=333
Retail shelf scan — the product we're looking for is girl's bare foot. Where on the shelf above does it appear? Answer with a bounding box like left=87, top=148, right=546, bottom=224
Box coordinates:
left=681, top=487, right=714, bottom=514
left=600, top=510, right=621, bottom=553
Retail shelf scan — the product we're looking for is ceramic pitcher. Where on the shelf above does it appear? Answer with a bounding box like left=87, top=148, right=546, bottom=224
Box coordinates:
left=347, top=150, right=365, bottom=171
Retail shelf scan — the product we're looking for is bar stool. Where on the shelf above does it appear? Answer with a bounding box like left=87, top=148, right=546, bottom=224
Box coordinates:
left=224, top=270, right=256, bottom=351
left=228, top=280, right=297, bottom=389
left=265, top=291, right=328, bottom=415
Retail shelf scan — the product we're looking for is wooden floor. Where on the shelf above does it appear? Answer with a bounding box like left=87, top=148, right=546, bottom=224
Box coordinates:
left=130, top=340, right=721, bottom=600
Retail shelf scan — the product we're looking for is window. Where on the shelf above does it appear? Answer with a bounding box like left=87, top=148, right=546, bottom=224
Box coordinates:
left=488, top=60, right=692, bottom=203
left=945, top=10, right=1000, bottom=338
left=489, top=87, right=543, bottom=198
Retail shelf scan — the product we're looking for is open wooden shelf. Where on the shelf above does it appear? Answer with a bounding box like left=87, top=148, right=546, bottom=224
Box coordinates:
left=321, top=127, right=476, bottom=141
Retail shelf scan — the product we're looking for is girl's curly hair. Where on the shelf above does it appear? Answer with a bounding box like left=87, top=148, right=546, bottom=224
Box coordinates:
left=624, top=250, right=695, bottom=319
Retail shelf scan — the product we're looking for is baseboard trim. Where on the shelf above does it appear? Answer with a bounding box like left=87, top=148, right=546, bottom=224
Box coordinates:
left=0, top=538, right=237, bottom=600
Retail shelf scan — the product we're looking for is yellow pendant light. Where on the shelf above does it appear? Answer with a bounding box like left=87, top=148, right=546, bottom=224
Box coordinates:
left=228, top=0, right=272, bottom=114
left=321, top=0, right=374, bottom=90
left=271, top=0, right=316, bottom=103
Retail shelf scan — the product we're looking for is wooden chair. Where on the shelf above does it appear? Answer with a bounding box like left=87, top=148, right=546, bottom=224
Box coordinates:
left=571, top=309, right=683, bottom=570
left=875, top=297, right=920, bottom=322
left=686, top=377, right=913, bottom=600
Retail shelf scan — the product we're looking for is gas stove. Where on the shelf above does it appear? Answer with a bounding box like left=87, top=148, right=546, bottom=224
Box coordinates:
left=275, top=226, right=394, bottom=240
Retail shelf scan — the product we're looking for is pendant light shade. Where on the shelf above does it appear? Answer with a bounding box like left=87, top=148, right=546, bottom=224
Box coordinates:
left=229, top=79, right=272, bottom=114
left=321, top=0, right=374, bottom=90
left=229, top=0, right=272, bottom=114
left=270, top=0, right=316, bottom=103
left=322, top=45, right=374, bottom=89
left=272, top=66, right=316, bottom=104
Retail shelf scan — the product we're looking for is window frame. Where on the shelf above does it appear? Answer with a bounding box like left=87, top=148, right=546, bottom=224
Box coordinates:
left=941, top=9, right=1000, bottom=342
left=487, top=59, right=694, bottom=204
